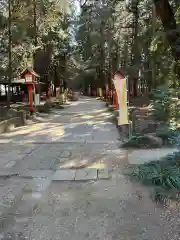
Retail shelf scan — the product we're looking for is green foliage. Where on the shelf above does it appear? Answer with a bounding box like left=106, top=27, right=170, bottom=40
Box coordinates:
left=0, top=0, right=73, bottom=85
left=75, top=0, right=180, bottom=93
left=151, top=85, right=179, bottom=125
left=155, top=127, right=180, bottom=145
left=121, top=134, right=163, bottom=148
left=74, top=70, right=96, bottom=89
left=126, top=151, right=180, bottom=202
left=75, top=0, right=122, bottom=87
left=52, top=103, right=64, bottom=109
left=151, top=187, right=180, bottom=204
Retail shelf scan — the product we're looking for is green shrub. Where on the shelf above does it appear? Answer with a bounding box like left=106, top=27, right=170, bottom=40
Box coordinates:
left=151, top=85, right=178, bottom=125
left=126, top=151, right=180, bottom=202
left=53, top=104, right=64, bottom=109
left=37, top=102, right=52, bottom=113
left=155, top=127, right=180, bottom=146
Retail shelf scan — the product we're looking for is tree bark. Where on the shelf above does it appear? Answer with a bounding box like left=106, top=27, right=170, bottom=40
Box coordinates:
left=151, top=4, right=156, bottom=88
left=133, top=78, right=138, bottom=97
left=154, top=0, right=180, bottom=75
left=7, top=0, right=12, bottom=108
left=132, top=7, right=139, bottom=97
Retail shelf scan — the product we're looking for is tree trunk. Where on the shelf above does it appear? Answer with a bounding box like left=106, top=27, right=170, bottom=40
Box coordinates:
left=151, top=4, right=156, bottom=89
left=53, top=65, right=57, bottom=97
left=124, top=35, right=129, bottom=74
left=133, top=78, right=138, bottom=97
left=131, top=7, right=139, bottom=97
left=154, top=0, right=180, bottom=76
left=108, top=46, right=112, bottom=87
left=99, top=18, right=105, bottom=87
left=7, top=0, right=12, bottom=108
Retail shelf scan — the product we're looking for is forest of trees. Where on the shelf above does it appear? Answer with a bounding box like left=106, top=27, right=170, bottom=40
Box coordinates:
left=0, top=0, right=180, bottom=96
left=75, top=0, right=180, bottom=95
left=0, top=0, right=75, bottom=94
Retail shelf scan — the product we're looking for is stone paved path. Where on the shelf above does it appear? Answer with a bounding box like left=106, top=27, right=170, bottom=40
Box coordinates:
left=0, top=97, right=180, bottom=239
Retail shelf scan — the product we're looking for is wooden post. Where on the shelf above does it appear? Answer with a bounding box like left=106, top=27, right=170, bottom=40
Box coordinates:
left=115, top=92, right=118, bottom=110
left=112, top=90, right=116, bottom=107
left=99, top=88, right=102, bottom=98
left=110, top=89, right=112, bottom=105
left=88, top=85, right=91, bottom=96
left=106, top=85, right=108, bottom=103
left=28, top=84, right=33, bottom=114
left=151, top=4, right=156, bottom=88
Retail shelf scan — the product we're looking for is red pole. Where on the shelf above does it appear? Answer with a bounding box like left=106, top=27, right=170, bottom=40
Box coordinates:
left=28, top=84, right=33, bottom=114
left=112, top=90, right=116, bottom=107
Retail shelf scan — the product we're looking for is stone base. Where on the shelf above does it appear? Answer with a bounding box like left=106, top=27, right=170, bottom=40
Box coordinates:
left=117, top=122, right=132, bottom=140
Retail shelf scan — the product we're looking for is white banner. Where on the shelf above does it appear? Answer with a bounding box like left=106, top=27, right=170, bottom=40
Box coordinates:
left=113, top=77, right=129, bottom=125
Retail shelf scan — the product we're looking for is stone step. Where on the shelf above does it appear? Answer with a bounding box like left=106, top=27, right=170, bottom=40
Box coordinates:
left=18, top=170, right=54, bottom=179
left=52, top=169, right=111, bottom=181
left=0, top=169, right=19, bottom=177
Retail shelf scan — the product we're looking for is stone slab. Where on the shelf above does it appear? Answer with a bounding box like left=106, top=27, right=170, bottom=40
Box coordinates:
left=98, top=169, right=111, bottom=179
left=15, top=139, right=86, bottom=144
left=75, top=169, right=97, bottom=181
left=19, top=170, right=54, bottom=178
left=52, top=170, right=76, bottom=181
left=0, top=169, right=18, bottom=177
left=23, top=178, right=51, bottom=193
left=127, top=148, right=179, bottom=165
left=85, top=140, right=120, bottom=144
